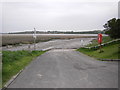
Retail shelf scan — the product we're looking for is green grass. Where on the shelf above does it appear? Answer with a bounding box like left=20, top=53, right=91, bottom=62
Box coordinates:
left=87, top=36, right=113, bottom=47
left=77, top=37, right=120, bottom=60
left=0, top=63, right=2, bottom=89
left=2, top=50, right=46, bottom=87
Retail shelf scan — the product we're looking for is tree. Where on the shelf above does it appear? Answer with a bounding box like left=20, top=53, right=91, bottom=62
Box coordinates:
left=103, top=18, right=120, bottom=39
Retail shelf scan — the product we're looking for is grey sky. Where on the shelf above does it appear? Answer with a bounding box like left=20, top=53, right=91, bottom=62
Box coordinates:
left=1, top=0, right=119, bottom=33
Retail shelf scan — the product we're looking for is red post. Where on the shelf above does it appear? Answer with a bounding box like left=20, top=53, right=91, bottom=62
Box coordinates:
left=98, top=33, right=103, bottom=53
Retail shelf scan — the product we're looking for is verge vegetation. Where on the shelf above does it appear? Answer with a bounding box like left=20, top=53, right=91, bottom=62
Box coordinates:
left=2, top=50, right=46, bottom=87
left=77, top=36, right=120, bottom=60
left=86, top=36, right=113, bottom=47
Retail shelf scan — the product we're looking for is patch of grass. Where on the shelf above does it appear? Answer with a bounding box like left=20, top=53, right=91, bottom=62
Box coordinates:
left=2, top=50, right=46, bottom=87
left=87, top=36, right=113, bottom=47
left=0, top=63, right=2, bottom=89
left=77, top=39, right=120, bottom=60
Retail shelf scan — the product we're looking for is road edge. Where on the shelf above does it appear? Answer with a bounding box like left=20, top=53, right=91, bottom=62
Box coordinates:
left=2, top=69, right=23, bottom=90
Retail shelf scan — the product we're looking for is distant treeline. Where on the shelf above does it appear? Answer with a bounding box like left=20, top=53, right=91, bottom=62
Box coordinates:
left=9, top=30, right=104, bottom=34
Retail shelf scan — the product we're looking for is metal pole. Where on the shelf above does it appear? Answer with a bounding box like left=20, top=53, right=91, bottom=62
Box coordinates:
left=99, top=43, right=103, bottom=53
left=34, top=28, right=36, bottom=50
left=100, top=43, right=101, bottom=53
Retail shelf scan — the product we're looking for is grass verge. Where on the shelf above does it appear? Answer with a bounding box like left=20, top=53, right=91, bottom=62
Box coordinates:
left=87, top=36, right=113, bottom=47
left=77, top=37, right=120, bottom=60
left=2, top=50, right=46, bottom=87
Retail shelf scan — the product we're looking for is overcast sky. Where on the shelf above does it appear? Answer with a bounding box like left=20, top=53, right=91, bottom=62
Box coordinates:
left=1, top=0, right=119, bottom=33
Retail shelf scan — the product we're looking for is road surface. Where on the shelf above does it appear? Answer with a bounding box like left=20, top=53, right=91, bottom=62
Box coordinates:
left=7, top=49, right=118, bottom=88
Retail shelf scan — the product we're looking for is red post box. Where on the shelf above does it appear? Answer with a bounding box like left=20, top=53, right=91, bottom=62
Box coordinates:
left=98, top=33, right=102, bottom=44
left=98, top=33, right=103, bottom=53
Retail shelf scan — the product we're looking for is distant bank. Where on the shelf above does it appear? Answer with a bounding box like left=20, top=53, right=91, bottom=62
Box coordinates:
left=4, top=30, right=105, bottom=34
left=2, top=33, right=107, bottom=36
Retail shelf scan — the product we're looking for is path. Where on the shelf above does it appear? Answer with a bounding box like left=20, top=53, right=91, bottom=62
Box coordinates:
left=7, top=49, right=118, bottom=88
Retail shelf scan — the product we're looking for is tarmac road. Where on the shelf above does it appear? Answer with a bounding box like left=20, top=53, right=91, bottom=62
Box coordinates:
left=7, top=49, right=118, bottom=88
